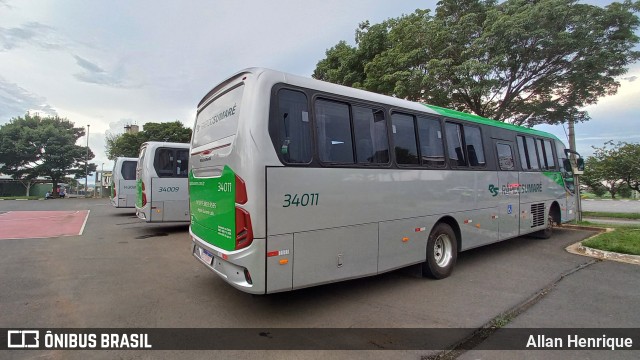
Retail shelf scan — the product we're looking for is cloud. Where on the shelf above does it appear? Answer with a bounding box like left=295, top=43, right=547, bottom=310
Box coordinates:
left=0, top=21, right=67, bottom=51
left=72, top=55, right=141, bottom=89
left=0, top=19, right=135, bottom=90
left=0, top=76, right=57, bottom=123
left=74, top=55, right=105, bottom=74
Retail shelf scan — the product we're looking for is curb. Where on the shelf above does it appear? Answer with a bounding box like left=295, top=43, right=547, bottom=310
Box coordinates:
left=559, top=224, right=609, bottom=232
left=564, top=226, right=640, bottom=266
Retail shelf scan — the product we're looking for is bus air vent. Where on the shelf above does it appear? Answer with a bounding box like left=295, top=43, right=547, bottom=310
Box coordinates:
left=531, top=203, right=545, bottom=228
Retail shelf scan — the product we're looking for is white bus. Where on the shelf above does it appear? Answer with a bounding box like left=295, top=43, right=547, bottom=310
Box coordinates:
left=135, top=141, right=190, bottom=223
left=189, top=68, right=580, bottom=294
left=110, top=157, right=138, bottom=208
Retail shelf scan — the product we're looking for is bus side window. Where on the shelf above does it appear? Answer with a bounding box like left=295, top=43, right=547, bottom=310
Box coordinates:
left=445, top=122, right=467, bottom=167
left=517, top=136, right=529, bottom=170
left=525, top=136, right=540, bottom=170
left=315, top=99, right=354, bottom=164
left=463, top=125, right=485, bottom=167
left=543, top=139, right=556, bottom=170
left=496, top=143, right=515, bottom=170
left=353, top=106, right=389, bottom=164
left=276, top=89, right=312, bottom=164
left=391, top=113, right=419, bottom=165
left=536, top=138, right=548, bottom=169
left=417, top=115, right=445, bottom=167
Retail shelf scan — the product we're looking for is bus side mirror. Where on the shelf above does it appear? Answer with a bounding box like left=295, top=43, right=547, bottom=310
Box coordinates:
left=576, top=158, right=585, bottom=172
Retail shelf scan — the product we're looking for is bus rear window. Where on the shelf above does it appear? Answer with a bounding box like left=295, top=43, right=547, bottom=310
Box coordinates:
left=154, top=148, right=189, bottom=178
left=193, top=84, right=244, bottom=148
left=121, top=161, right=137, bottom=180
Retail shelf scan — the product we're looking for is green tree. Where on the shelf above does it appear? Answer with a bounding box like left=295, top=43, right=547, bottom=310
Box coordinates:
left=314, top=0, right=640, bottom=126
left=105, top=132, right=147, bottom=159
left=619, top=183, right=633, bottom=198
left=582, top=141, right=633, bottom=199
left=0, top=113, right=97, bottom=196
left=615, top=142, right=640, bottom=192
left=106, top=121, right=192, bottom=160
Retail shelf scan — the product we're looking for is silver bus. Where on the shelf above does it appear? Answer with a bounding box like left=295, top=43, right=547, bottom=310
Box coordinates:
left=110, top=157, right=138, bottom=208
left=135, top=141, right=190, bottom=223
left=189, top=68, right=578, bottom=294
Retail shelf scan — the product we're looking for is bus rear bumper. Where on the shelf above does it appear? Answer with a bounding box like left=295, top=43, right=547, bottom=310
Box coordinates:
left=135, top=207, right=147, bottom=221
left=190, top=229, right=266, bottom=295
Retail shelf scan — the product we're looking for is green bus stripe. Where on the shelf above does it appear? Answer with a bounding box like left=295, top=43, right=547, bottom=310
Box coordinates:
left=422, top=104, right=560, bottom=141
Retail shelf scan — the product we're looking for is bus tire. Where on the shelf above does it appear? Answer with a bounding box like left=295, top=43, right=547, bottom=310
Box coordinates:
left=422, top=223, right=457, bottom=279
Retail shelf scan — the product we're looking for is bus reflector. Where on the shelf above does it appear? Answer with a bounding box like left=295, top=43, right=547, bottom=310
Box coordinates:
left=279, top=259, right=289, bottom=265
left=235, top=207, right=253, bottom=250
left=244, top=268, right=252, bottom=284
left=267, top=249, right=290, bottom=257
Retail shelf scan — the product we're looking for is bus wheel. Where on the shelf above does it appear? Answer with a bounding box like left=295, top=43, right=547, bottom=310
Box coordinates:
left=422, top=223, right=457, bottom=279
left=533, top=206, right=559, bottom=239
left=533, top=214, right=555, bottom=239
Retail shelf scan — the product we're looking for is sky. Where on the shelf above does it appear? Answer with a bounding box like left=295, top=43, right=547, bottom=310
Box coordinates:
left=1, top=0, right=639, bottom=180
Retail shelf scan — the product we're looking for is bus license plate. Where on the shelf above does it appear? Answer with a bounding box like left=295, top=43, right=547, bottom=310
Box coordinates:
left=197, top=247, right=214, bottom=265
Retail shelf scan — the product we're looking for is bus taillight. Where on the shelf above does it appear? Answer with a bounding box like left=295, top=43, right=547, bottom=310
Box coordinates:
left=141, top=181, right=147, bottom=207
left=234, top=173, right=252, bottom=250
left=235, top=174, right=247, bottom=204
left=235, top=207, right=253, bottom=250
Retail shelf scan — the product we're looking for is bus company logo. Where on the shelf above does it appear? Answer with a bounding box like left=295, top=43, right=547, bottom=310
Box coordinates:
left=488, top=184, right=499, bottom=197
left=7, top=330, right=39, bottom=348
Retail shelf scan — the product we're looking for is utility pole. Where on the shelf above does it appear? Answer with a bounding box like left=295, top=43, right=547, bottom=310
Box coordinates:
left=85, top=124, right=90, bottom=198
left=100, top=163, right=104, bottom=197
left=567, top=118, right=582, bottom=222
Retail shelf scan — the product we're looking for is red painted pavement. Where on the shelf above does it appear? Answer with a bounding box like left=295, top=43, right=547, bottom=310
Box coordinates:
left=0, top=211, right=90, bottom=240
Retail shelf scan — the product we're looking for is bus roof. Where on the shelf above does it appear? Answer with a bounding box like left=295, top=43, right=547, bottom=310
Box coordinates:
left=140, top=141, right=190, bottom=149
left=115, top=156, right=138, bottom=162
left=205, top=67, right=562, bottom=142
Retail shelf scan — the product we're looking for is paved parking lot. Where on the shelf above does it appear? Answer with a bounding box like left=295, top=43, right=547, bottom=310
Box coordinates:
left=0, top=198, right=638, bottom=359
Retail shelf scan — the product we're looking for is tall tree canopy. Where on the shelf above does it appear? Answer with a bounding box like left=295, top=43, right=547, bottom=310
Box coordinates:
left=582, top=141, right=640, bottom=198
left=0, top=113, right=97, bottom=195
left=314, top=0, right=640, bottom=126
left=106, top=121, right=192, bottom=159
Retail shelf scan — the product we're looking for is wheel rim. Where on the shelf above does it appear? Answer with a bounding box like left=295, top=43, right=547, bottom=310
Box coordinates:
left=434, top=234, right=453, bottom=267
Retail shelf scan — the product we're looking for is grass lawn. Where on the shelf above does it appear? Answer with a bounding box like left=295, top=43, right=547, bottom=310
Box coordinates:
left=581, top=224, right=640, bottom=256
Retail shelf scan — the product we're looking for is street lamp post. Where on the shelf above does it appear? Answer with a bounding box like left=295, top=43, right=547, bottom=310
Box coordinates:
left=85, top=124, right=90, bottom=197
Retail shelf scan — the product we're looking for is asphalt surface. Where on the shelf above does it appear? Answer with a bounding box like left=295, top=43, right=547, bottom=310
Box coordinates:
left=0, top=198, right=638, bottom=359
left=582, top=198, right=640, bottom=213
